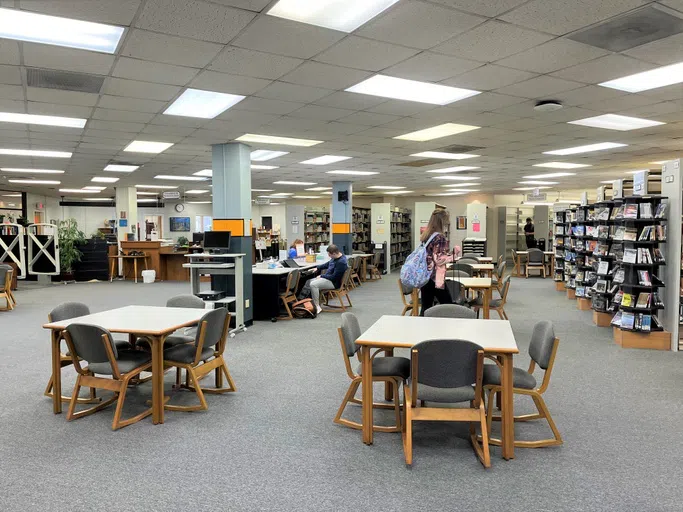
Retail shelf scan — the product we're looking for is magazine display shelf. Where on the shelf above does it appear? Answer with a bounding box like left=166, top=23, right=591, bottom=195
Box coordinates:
left=553, top=209, right=568, bottom=292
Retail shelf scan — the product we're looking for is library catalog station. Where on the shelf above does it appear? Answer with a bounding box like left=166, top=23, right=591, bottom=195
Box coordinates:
left=2, top=1, right=683, bottom=510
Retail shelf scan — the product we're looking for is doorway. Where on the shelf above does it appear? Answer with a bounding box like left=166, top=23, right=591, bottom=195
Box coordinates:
left=261, top=216, right=273, bottom=230
left=33, top=210, right=45, bottom=235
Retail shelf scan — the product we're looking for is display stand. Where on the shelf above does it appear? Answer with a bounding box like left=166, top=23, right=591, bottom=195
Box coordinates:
left=552, top=209, right=568, bottom=289
left=587, top=200, right=617, bottom=325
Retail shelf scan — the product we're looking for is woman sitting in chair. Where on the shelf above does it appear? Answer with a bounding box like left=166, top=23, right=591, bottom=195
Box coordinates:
left=288, top=239, right=304, bottom=258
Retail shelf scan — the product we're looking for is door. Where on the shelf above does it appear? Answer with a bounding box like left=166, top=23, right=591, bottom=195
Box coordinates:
left=33, top=211, right=45, bottom=235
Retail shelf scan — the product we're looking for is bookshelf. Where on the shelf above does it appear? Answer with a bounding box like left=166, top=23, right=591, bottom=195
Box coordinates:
left=609, top=195, right=669, bottom=348
left=303, top=208, right=330, bottom=252
left=572, top=205, right=596, bottom=310
left=586, top=201, right=619, bottom=326
left=564, top=207, right=578, bottom=299
left=351, top=206, right=371, bottom=252
left=371, top=203, right=412, bottom=273
left=553, top=209, right=568, bottom=291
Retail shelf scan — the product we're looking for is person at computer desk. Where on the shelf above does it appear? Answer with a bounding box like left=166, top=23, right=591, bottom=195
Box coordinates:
left=288, top=239, right=304, bottom=259
left=305, top=245, right=347, bottom=314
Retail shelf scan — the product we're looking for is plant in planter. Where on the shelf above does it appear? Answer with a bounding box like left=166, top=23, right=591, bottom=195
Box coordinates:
left=58, top=218, right=86, bottom=280
left=91, top=230, right=106, bottom=240
left=16, top=217, right=29, bottom=227
left=177, top=236, right=189, bottom=246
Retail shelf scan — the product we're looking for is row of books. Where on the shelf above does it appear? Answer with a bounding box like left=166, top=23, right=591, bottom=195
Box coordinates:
left=621, top=202, right=667, bottom=220
left=638, top=225, right=666, bottom=241
left=619, top=291, right=663, bottom=308
left=611, top=311, right=658, bottom=331
left=622, top=248, right=665, bottom=264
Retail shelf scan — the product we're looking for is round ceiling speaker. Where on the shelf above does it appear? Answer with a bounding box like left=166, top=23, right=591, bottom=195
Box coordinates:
left=534, top=100, right=563, bottom=112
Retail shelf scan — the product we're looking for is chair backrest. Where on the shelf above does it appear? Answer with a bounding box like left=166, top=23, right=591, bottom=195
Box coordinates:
left=399, top=279, right=413, bottom=295
left=195, top=307, right=229, bottom=349
left=166, top=294, right=205, bottom=309
left=462, top=252, right=479, bottom=259
left=528, top=248, right=544, bottom=263
left=49, top=302, right=90, bottom=322
left=373, top=252, right=381, bottom=266
left=66, top=323, right=117, bottom=365
left=458, top=258, right=478, bottom=265
left=451, top=263, right=473, bottom=276
left=498, top=254, right=504, bottom=266
left=424, top=304, right=476, bottom=319
left=413, top=339, right=482, bottom=389
left=340, top=312, right=361, bottom=357
left=352, top=256, right=361, bottom=271
left=445, top=280, right=464, bottom=303
left=284, top=269, right=300, bottom=295
left=450, top=270, right=470, bottom=278
left=340, top=267, right=352, bottom=290
left=501, top=275, right=512, bottom=302
left=528, top=321, right=556, bottom=370
left=496, top=260, right=506, bottom=279
left=0, top=266, right=8, bottom=291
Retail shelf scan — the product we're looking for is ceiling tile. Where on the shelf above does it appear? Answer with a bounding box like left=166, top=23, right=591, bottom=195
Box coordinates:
left=0, top=65, right=21, bottom=86
left=18, top=0, right=142, bottom=25
left=449, top=91, right=526, bottom=112
left=285, top=105, right=358, bottom=121
left=102, top=77, right=180, bottom=101
left=281, top=62, right=372, bottom=90
left=22, top=43, right=115, bottom=75
left=26, top=87, right=98, bottom=107
left=235, top=97, right=306, bottom=115
left=428, top=0, right=530, bottom=17
left=209, top=46, right=303, bottom=79
left=314, top=36, right=419, bottom=72
left=443, top=65, right=537, bottom=90
left=88, top=120, right=146, bottom=133
left=92, top=108, right=156, bottom=123
left=135, top=0, right=255, bottom=43
left=366, top=100, right=436, bottom=116
left=554, top=85, right=626, bottom=107
left=625, top=32, right=683, bottom=65
left=208, top=0, right=271, bottom=10
left=98, top=95, right=168, bottom=113
left=0, top=40, right=19, bottom=65
left=357, top=1, right=484, bottom=50
left=495, top=75, right=583, bottom=98
left=27, top=102, right=92, bottom=118
left=255, top=81, right=333, bottom=103
left=338, top=111, right=402, bottom=127
left=495, top=39, right=609, bottom=74
left=0, top=83, right=23, bottom=100
left=434, top=21, right=554, bottom=62
left=113, top=57, right=199, bottom=86
left=500, top=0, right=648, bottom=36
left=551, top=54, right=655, bottom=84
left=122, top=29, right=223, bottom=67
left=232, top=16, right=345, bottom=59
left=383, top=52, right=483, bottom=82
left=189, top=70, right=271, bottom=95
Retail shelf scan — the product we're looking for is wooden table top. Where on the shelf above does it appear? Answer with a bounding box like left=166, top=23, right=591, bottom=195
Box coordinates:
left=445, top=276, right=492, bottom=288
left=108, top=254, right=148, bottom=259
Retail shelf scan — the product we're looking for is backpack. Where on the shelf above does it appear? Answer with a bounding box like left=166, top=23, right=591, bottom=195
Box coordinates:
left=400, top=232, right=439, bottom=289
left=291, top=298, right=317, bottom=319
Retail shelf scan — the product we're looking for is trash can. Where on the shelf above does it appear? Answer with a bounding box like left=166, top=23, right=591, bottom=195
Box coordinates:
left=142, top=270, right=156, bottom=284
left=537, top=238, right=546, bottom=251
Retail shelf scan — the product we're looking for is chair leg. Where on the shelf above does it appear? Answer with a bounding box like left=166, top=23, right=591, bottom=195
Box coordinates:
left=334, top=379, right=361, bottom=429
left=402, top=387, right=413, bottom=466
left=470, top=407, right=491, bottom=468
left=66, top=376, right=118, bottom=421
left=392, top=380, right=402, bottom=431
left=112, top=373, right=153, bottom=430
left=345, top=292, right=352, bottom=308
left=401, top=305, right=410, bottom=316
left=336, top=378, right=402, bottom=432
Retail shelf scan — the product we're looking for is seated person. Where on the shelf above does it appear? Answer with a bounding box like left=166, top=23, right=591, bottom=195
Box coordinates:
left=301, top=245, right=348, bottom=314
left=288, top=239, right=304, bottom=259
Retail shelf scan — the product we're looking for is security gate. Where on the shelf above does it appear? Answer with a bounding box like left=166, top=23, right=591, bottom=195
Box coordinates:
left=27, top=223, right=60, bottom=275
left=0, top=223, right=26, bottom=278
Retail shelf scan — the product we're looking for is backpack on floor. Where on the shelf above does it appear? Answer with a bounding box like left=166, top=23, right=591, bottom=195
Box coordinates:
left=400, top=232, right=439, bottom=289
left=291, top=298, right=317, bottom=319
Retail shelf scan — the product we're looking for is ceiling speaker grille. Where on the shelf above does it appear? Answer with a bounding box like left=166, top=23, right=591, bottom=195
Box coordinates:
left=26, top=67, right=105, bottom=94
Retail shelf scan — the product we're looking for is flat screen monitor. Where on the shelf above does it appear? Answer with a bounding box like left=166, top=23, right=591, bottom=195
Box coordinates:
left=192, top=232, right=204, bottom=245
left=203, top=230, right=231, bottom=251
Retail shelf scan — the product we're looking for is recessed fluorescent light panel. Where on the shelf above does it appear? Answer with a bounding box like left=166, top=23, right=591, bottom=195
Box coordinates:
left=251, top=150, right=289, bottom=161
left=533, top=162, right=590, bottom=169
left=104, top=164, right=139, bottom=172
left=384, top=191, right=413, bottom=195
left=410, top=152, right=479, bottom=160
left=84, top=198, right=114, bottom=202
left=441, top=183, right=480, bottom=188
left=124, top=141, right=173, bottom=154
left=136, top=191, right=158, bottom=196
left=91, top=177, right=118, bottom=183
left=367, top=186, right=406, bottom=190
left=524, top=172, right=577, bottom=179
left=236, top=134, right=323, bottom=147
left=164, top=88, right=245, bottom=119
left=568, top=114, right=664, bottom=131
left=59, top=189, right=98, bottom=193
left=83, top=186, right=106, bottom=191
left=300, top=155, right=351, bottom=165
left=305, top=187, right=332, bottom=191
left=519, top=181, right=559, bottom=185
left=273, top=181, right=317, bottom=186
left=347, top=75, right=480, bottom=105
left=0, top=168, right=64, bottom=174
left=292, top=195, right=321, bottom=199
left=600, top=61, right=683, bottom=92
left=137, top=199, right=160, bottom=203
left=650, top=160, right=670, bottom=165
left=0, top=149, right=71, bottom=158
left=2, top=194, right=22, bottom=197
left=543, top=142, right=626, bottom=155
left=0, top=112, right=86, bottom=128
left=326, top=170, right=379, bottom=176
left=136, top=185, right=178, bottom=189
left=425, top=166, right=480, bottom=174
left=154, top=175, right=207, bottom=181
left=433, top=192, right=467, bottom=196
left=251, top=165, right=278, bottom=170
left=267, top=0, right=399, bottom=32
left=513, top=186, right=551, bottom=191
left=395, top=123, right=480, bottom=142
left=432, top=176, right=481, bottom=181
left=8, top=179, right=60, bottom=185
left=185, top=190, right=209, bottom=194
left=0, top=7, right=124, bottom=53
left=187, top=201, right=211, bottom=204
left=194, top=169, right=213, bottom=177
left=252, top=189, right=274, bottom=192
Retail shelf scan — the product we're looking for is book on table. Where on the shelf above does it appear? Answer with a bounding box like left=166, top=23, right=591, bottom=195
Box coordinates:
left=611, top=311, right=623, bottom=326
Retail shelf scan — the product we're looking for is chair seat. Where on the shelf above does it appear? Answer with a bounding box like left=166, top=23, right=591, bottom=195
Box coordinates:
left=482, top=364, right=537, bottom=390
left=412, top=381, right=475, bottom=403
left=88, top=350, right=152, bottom=375
left=527, top=262, right=544, bottom=267
left=164, top=343, right=215, bottom=365
left=356, top=356, right=410, bottom=380
left=66, top=338, right=129, bottom=357
left=473, top=296, right=503, bottom=308
left=165, top=334, right=195, bottom=347
left=366, top=264, right=377, bottom=270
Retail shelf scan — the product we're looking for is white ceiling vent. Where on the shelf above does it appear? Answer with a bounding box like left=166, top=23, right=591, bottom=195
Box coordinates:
left=26, top=67, right=105, bottom=94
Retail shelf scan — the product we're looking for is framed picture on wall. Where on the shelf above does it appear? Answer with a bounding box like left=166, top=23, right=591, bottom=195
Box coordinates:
left=456, top=216, right=467, bottom=230
left=170, top=217, right=190, bottom=232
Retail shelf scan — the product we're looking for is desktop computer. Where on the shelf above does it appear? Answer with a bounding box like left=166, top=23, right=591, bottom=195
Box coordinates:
left=203, top=231, right=231, bottom=254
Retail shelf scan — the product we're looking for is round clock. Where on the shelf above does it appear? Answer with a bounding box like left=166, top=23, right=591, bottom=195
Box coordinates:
left=174, top=203, right=185, bottom=213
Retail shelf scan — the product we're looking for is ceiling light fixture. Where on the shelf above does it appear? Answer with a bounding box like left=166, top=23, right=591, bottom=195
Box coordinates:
left=532, top=162, right=590, bottom=169
left=236, top=134, right=323, bottom=147
left=84, top=198, right=114, bottom=202
left=91, top=177, right=118, bottom=183
left=395, top=123, right=480, bottom=142
left=273, top=181, right=317, bottom=186
left=441, top=183, right=480, bottom=188
left=0, top=149, right=71, bottom=158
left=519, top=181, right=560, bottom=185
left=124, top=141, right=173, bottom=154
left=251, top=150, right=289, bottom=161
left=384, top=191, right=413, bottom=195
left=410, top=152, right=479, bottom=160
left=83, top=186, right=106, bottom=191
left=300, top=155, right=352, bottom=165
left=2, top=194, right=21, bottom=197
left=137, top=198, right=160, bottom=203
left=543, top=142, right=626, bottom=155
left=104, top=164, right=139, bottom=172
left=650, top=160, right=670, bottom=165
left=0, top=168, right=64, bottom=174
left=251, top=165, right=278, bottom=170
left=187, top=201, right=212, bottom=204
left=326, top=170, right=378, bottom=176
left=292, top=195, right=322, bottom=199
left=524, top=172, right=577, bottom=179
left=164, top=88, right=245, bottom=119
left=568, top=114, right=664, bottom=131
left=136, top=191, right=158, bottom=196
left=513, top=186, right=551, bottom=191
left=0, top=112, right=86, bottom=128
left=154, top=175, right=207, bottom=181
left=600, top=61, right=683, bottom=92
left=8, top=179, right=60, bottom=185
left=367, top=185, right=406, bottom=190
left=185, top=189, right=210, bottom=194
left=425, top=166, right=480, bottom=174
left=305, top=187, right=332, bottom=191
left=432, top=176, right=481, bottom=181
left=432, top=192, right=467, bottom=196
left=193, top=169, right=213, bottom=177
left=0, top=7, right=124, bottom=53
left=136, top=185, right=178, bottom=189
left=59, top=188, right=99, bottom=193
left=267, top=0, right=399, bottom=32
left=347, top=75, right=480, bottom=105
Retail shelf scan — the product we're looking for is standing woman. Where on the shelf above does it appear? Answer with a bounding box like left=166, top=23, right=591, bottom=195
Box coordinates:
left=419, top=209, right=455, bottom=315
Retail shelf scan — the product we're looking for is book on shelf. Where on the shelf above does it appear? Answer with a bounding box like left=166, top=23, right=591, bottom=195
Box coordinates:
left=576, top=270, right=585, bottom=282
left=621, top=293, right=634, bottom=307
left=635, top=292, right=651, bottom=308
left=638, top=226, right=652, bottom=241
left=623, top=204, right=638, bottom=219
left=613, top=226, right=625, bottom=241
left=573, top=225, right=585, bottom=236
left=598, top=207, right=611, bottom=220
left=613, top=268, right=625, bottom=283
left=656, top=224, right=666, bottom=241
left=577, top=209, right=586, bottom=222
left=639, top=203, right=653, bottom=219
left=637, top=248, right=652, bottom=264
left=597, top=226, right=610, bottom=239
left=585, top=271, right=597, bottom=285
left=613, top=290, right=624, bottom=304
left=592, top=295, right=607, bottom=311
left=653, top=291, right=664, bottom=307
left=587, top=240, right=598, bottom=253
left=595, top=279, right=608, bottom=293
left=623, top=249, right=637, bottom=263
left=623, top=228, right=638, bottom=241
left=568, top=277, right=576, bottom=288
left=611, top=311, right=623, bottom=326
left=654, top=202, right=667, bottom=218
left=597, top=261, right=609, bottom=275
left=553, top=270, right=563, bottom=280
left=621, top=312, right=636, bottom=329
left=576, top=240, right=585, bottom=251
left=595, top=244, right=609, bottom=256
left=653, top=248, right=665, bottom=263
left=614, top=205, right=625, bottom=219
left=576, top=286, right=586, bottom=297
left=641, top=314, right=652, bottom=332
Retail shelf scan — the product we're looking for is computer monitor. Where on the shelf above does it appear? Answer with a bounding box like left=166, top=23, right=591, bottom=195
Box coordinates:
left=203, top=231, right=231, bottom=252
left=192, top=232, right=204, bottom=245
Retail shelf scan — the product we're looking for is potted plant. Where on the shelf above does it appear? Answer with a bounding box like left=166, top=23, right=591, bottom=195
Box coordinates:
left=58, top=218, right=86, bottom=281
left=177, top=236, right=189, bottom=247
left=16, top=217, right=29, bottom=227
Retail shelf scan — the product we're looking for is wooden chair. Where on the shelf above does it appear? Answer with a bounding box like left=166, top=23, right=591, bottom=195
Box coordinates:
left=398, top=279, right=419, bottom=316
left=63, top=324, right=152, bottom=430
left=483, top=321, right=562, bottom=448
left=473, top=275, right=511, bottom=320
left=334, top=313, right=409, bottom=432
left=526, top=248, right=546, bottom=278
left=349, top=256, right=362, bottom=288
left=0, top=265, right=14, bottom=311
left=164, top=308, right=236, bottom=412
left=403, top=339, right=490, bottom=468
left=424, top=304, right=476, bottom=319
left=366, top=252, right=382, bottom=281
left=492, top=261, right=506, bottom=295
left=278, top=269, right=300, bottom=320
left=321, top=267, right=353, bottom=311
left=511, top=248, right=524, bottom=277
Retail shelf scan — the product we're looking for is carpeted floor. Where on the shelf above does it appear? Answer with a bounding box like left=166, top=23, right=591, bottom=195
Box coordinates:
left=1, top=275, right=682, bottom=511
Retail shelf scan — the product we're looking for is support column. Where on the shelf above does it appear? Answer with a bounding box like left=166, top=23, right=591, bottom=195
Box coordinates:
left=115, top=186, right=138, bottom=244
left=212, top=142, right=253, bottom=324
left=331, top=181, right=352, bottom=254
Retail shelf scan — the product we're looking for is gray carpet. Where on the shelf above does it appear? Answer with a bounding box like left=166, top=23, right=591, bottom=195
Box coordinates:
left=1, top=276, right=682, bottom=511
